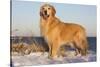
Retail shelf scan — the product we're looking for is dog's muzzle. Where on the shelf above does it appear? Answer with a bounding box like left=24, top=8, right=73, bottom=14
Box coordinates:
left=40, top=10, right=49, bottom=19
left=44, top=10, right=47, bottom=15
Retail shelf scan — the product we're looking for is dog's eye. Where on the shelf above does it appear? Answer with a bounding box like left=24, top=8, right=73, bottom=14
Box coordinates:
left=48, top=8, right=50, bottom=10
left=42, top=8, right=44, bottom=10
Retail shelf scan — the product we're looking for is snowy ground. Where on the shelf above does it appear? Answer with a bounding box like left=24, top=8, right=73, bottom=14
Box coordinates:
left=11, top=50, right=96, bottom=67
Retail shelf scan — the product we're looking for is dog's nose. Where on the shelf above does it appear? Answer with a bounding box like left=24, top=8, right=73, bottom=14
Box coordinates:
left=44, top=10, right=47, bottom=15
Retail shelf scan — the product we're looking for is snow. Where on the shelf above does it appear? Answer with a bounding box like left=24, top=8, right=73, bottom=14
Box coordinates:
left=11, top=51, right=96, bottom=67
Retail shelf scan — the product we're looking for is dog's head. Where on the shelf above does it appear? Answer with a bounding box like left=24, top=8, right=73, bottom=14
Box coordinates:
left=40, top=4, right=56, bottom=19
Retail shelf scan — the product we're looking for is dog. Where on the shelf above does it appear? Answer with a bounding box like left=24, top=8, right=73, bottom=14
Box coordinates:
left=40, top=4, right=88, bottom=59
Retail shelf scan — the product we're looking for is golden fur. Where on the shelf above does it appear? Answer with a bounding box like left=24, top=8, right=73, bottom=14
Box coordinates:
left=40, top=4, right=88, bottom=59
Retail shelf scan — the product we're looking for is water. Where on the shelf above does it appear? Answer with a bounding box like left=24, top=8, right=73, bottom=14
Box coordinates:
left=87, top=37, right=96, bottom=52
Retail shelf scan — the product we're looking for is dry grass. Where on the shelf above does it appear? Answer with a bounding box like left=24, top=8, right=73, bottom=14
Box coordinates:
left=11, top=42, right=46, bottom=56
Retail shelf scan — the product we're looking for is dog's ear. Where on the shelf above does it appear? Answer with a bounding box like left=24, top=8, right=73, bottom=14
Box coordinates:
left=52, top=6, right=56, bottom=16
left=40, top=11, right=42, bottom=16
left=40, top=7, right=43, bottom=17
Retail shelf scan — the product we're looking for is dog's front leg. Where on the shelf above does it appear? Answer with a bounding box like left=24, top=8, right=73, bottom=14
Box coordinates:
left=50, top=43, right=59, bottom=59
left=48, top=43, right=52, bottom=59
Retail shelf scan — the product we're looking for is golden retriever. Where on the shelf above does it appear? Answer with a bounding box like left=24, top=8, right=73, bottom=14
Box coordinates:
left=40, top=4, right=88, bottom=59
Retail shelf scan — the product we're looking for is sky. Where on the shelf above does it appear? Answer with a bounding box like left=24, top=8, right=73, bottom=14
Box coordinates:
left=11, top=0, right=97, bottom=37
